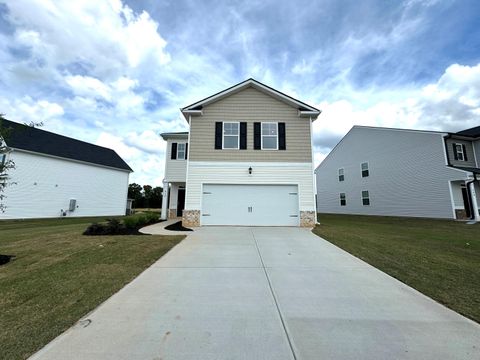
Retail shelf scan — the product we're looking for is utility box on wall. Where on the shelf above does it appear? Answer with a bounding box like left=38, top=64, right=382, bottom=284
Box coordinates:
left=69, top=199, right=77, bottom=212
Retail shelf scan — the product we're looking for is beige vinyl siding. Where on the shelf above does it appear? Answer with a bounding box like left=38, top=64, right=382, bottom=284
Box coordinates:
left=188, top=87, right=312, bottom=162
left=445, top=138, right=476, bottom=167
left=165, top=139, right=187, bottom=182
left=185, top=161, right=315, bottom=211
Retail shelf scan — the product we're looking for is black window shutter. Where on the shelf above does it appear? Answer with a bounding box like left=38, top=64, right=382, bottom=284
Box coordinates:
left=215, top=122, right=222, bottom=149
left=452, top=143, right=458, bottom=160
left=254, top=122, right=261, bottom=150
left=462, top=144, right=468, bottom=161
left=185, top=143, right=188, bottom=160
left=278, top=122, right=286, bottom=150
left=240, top=122, right=247, bottom=150
left=171, top=142, right=177, bottom=159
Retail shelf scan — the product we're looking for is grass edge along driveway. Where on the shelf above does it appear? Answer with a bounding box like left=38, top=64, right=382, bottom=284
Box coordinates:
left=0, top=216, right=184, bottom=360
left=312, top=213, right=479, bottom=324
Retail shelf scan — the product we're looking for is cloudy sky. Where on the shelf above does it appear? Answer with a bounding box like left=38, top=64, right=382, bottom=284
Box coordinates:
left=1, top=0, right=479, bottom=185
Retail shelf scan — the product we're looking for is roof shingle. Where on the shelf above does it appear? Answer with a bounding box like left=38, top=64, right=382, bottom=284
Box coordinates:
left=1, top=119, right=132, bottom=171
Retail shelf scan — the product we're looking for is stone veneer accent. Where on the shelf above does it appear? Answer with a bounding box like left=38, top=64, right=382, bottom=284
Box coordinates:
left=455, top=209, right=468, bottom=220
left=168, top=209, right=177, bottom=219
left=300, top=211, right=316, bottom=227
left=183, top=210, right=200, bottom=227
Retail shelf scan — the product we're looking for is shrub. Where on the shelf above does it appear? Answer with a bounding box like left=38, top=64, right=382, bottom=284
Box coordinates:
left=123, top=216, right=140, bottom=230
left=83, top=223, right=108, bottom=236
left=83, top=212, right=161, bottom=236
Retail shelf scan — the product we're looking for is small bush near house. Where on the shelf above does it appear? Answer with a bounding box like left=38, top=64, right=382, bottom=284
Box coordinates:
left=83, top=212, right=161, bottom=236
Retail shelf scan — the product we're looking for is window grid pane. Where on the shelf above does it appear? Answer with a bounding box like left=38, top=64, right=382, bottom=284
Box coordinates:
left=224, top=135, right=239, bottom=149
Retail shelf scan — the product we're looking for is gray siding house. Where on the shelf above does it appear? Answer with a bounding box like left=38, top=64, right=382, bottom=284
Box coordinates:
left=315, top=125, right=480, bottom=220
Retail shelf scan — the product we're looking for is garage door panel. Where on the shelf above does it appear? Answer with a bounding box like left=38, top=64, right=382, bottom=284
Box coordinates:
left=202, top=184, right=299, bottom=226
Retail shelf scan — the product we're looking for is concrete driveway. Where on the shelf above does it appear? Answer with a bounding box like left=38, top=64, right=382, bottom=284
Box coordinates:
left=31, top=227, right=480, bottom=360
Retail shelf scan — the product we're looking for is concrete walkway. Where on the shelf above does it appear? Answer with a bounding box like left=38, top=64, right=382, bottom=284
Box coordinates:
left=31, top=227, right=480, bottom=360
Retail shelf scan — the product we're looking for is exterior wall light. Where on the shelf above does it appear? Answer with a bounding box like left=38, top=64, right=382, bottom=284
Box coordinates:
left=248, top=167, right=252, bottom=175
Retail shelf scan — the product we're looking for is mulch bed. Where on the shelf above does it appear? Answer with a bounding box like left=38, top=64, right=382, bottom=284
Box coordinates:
left=165, top=221, right=193, bottom=232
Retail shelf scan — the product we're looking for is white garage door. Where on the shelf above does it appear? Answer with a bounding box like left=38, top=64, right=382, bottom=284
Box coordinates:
left=201, top=184, right=299, bottom=226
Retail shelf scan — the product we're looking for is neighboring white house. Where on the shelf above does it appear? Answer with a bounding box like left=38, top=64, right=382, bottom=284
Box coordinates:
left=315, top=125, right=480, bottom=220
left=0, top=119, right=132, bottom=219
left=160, top=78, right=320, bottom=227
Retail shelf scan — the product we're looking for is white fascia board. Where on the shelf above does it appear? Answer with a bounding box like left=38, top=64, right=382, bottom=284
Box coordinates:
left=181, top=79, right=320, bottom=114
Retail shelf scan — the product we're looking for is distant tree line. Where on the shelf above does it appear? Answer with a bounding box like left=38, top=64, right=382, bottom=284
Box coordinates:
left=128, top=183, right=163, bottom=209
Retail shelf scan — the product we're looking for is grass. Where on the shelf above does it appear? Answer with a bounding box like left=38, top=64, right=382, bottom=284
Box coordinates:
left=0, top=216, right=184, bottom=359
left=312, top=213, right=480, bottom=323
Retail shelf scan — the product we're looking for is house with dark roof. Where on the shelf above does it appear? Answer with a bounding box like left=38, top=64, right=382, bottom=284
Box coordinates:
left=0, top=119, right=132, bottom=219
left=159, top=78, right=320, bottom=227
left=315, top=125, right=480, bottom=221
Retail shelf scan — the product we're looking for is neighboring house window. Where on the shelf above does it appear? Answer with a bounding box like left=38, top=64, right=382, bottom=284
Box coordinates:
left=340, top=193, right=346, bottom=206
left=170, top=142, right=187, bottom=160
left=361, top=162, right=369, bottom=177
left=261, top=122, right=278, bottom=150
left=453, top=143, right=467, bottom=161
left=338, top=168, right=345, bottom=182
left=177, top=143, right=186, bottom=159
left=223, top=122, right=239, bottom=149
left=362, top=190, right=370, bottom=206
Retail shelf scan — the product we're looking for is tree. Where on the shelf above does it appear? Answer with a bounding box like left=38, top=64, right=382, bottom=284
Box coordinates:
left=0, top=116, right=43, bottom=213
left=143, top=185, right=153, bottom=208
left=128, top=183, right=144, bottom=208
left=0, top=114, right=16, bottom=213
left=150, top=186, right=163, bottom=208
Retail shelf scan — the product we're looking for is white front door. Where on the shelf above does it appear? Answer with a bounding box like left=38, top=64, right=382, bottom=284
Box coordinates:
left=201, top=184, right=299, bottom=226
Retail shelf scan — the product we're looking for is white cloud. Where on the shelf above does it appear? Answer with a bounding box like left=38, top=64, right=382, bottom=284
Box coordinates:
left=0, top=96, right=64, bottom=124
left=65, top=75, right=112, bottom=101
left=4, top=0, right=170, bottom=76
left=312, top=62, right=480, bottom=167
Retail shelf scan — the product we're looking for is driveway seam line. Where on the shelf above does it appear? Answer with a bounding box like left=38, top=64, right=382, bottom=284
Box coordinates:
left=251, top=229, right=298, bottom=360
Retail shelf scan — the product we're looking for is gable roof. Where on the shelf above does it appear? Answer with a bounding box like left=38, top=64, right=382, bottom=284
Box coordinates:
left=456, top=125, right=480, bottom=138
left=1, top=119, right=132, bottom=172
left=181, top=78, right=321, bottom=120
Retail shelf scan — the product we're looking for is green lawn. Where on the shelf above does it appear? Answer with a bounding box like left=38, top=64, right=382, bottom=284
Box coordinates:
left=313, top=214, right=480, bottom=323
left=0, top=217, right=184, bottom=359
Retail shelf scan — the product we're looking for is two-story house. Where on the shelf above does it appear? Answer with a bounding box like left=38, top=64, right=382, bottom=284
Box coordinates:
left=315, top=125, right=480, bottom=220
left=160, top=78, right=320, bottom=227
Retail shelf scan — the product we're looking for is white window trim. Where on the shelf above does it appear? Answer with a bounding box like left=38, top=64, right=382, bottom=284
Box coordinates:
left=338, top=167, right=345, bottom=182
left=222, top=121, right=240, bottom=150
left=176, top=143, right=186, bottom=160
left=361, top=190, right=370, bottom=206
left=455, top=144, right=465, bottom=161
left=261, top=122, right=279, bottom=150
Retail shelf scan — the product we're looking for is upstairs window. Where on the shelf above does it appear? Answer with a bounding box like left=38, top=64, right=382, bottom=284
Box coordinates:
left=177, top=143, right=186, bottom=159
left=171, top=142, right=187, bottom=160
left=453, top=143, right=467, bottom=162
left=340, top=193, right=346, bottom=206
left=338, top=168, right=345, bottom=182
left=361, top=162, right=369, bottom=177
left=362, top=190, right=370, bottom=206
left=261, top=122, right=278, bottom=150
left=223, top=122, right=239, bottom=149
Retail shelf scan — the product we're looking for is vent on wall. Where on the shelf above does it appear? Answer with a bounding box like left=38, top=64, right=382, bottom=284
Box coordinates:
left=69, top=199, right=77, bottom=212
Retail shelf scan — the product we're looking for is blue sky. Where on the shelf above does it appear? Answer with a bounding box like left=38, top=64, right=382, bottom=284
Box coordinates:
left=1, top=0, right=479, bottom=185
